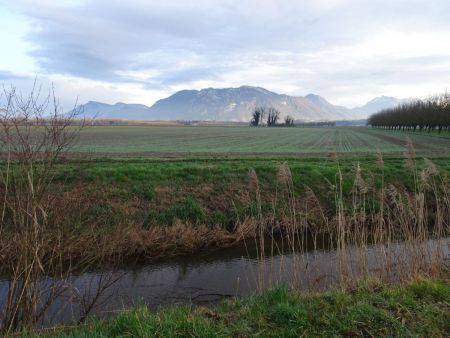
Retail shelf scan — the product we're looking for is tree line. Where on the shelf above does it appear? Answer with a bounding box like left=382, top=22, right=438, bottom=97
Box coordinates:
left=296, top=121, right=336, bottom=127
left=367, top=92, right=450, bottom=133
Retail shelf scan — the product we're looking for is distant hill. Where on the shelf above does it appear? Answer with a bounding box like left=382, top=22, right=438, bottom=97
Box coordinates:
left=76, top=101, right=151, bottom=119
left=148, top=86, right=354, bottom=121
left=351, top=96, right=414, bottom=117
left=74, top=86, right=409, bottom=122
left=304, top=93, right=352, bottom=119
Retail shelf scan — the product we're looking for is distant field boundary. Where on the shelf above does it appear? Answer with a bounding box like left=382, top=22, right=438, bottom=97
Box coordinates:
left=61, top=151, right=450, bottom=159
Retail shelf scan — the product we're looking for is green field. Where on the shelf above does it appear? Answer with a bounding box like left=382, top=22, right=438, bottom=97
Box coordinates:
left=74, top=126, right=450, bottom=157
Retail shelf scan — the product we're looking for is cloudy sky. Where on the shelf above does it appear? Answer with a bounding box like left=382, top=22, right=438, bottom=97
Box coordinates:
left=1, top=0, right=449, bottom=108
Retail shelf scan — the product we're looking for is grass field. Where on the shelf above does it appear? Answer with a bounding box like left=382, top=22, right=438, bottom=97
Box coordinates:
left=73, top=126, right=450, bottom=157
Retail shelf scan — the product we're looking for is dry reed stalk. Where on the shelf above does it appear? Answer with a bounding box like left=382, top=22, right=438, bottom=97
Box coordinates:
left=376, top=150, right=384, bottom=169
left=404, top=136, right=416, bottom=169
left=249, top=142, right=449, bottom=294
left=277, top=162, right=306, bottom=289
left=247, top=168, right=267, bottom=290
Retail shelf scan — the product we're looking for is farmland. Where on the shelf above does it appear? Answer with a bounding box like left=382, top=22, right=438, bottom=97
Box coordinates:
left=2, top=124, right=450, bottom=334
left=73, top=126, right=450, bottom=157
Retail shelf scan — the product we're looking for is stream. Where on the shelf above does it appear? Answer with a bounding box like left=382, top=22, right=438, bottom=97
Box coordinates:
left=1, top=235, right=449, bottom=327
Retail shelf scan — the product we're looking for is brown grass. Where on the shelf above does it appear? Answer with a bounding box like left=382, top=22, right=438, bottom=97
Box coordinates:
left=249, top=141, right=449, bottom=292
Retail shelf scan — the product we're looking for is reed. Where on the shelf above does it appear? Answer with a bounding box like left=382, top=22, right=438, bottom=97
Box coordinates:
left=251, top=137, right=449, bottom=292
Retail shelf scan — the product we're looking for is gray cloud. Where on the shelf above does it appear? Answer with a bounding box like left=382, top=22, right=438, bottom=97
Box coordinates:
left=3, top=0, right=450, bottom=106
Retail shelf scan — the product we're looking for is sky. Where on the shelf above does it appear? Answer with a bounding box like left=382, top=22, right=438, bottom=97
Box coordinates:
left=1, top=0, right=449, bottom=109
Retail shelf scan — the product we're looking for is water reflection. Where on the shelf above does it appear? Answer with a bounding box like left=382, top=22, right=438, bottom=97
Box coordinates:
left=1, top=235, right=449, bottom=327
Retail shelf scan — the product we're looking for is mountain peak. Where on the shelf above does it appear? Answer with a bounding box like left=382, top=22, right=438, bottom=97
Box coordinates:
left=239, top=85, right=271, bottom=91
left=368, top=96, right=398, bottom=103
left=305, top=93, right=326, bottom=102
left=86, top=100, right=105, bottom=105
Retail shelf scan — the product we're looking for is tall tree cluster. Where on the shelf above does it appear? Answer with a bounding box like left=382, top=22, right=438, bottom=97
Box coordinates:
left=367, top=92, right=450, bottom=133
left=284, top=115, right=294, bottom=126
left=250, top=107, right=285, bottom=127
left=266, top=107, right=280, bottom=126
left=250, top=107, right=266, bottom=126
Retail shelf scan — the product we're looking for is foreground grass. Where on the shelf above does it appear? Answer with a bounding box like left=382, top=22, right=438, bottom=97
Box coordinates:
left=26, top=278, right=450, bottom=337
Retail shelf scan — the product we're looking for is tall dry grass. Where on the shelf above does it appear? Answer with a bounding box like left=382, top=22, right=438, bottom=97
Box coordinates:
left=248, top=138, right=449, bottom=292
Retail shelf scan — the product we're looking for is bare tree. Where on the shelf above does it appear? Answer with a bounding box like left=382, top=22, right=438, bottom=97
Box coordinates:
left=266, top=108, right=280, bottom=127
left=284, top=115, right=294, bottom=127
left=368, top=91, right=450, bottom=133
left=250, top=107, right=266, bottom=127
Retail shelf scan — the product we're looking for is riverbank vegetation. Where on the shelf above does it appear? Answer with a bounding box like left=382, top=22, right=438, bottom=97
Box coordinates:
left=0, top=154, right=449, bottom=268
left=21, top=277, right=450, bottom=337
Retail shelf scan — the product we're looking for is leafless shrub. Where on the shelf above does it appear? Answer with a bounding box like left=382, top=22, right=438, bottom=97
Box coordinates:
left=0, top=83, right=115, bottom=333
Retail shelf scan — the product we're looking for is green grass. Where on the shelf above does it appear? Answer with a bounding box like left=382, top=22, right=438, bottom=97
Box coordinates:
left=61, top=156, right=450, bottom=189
left=72, top=126, right=450, bottom=157
left=25, top=278, right=450, bottom=337
left=51, top=156, right=450, bottom=228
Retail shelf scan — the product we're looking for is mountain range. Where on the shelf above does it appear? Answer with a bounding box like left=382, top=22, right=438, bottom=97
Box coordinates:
left=76, top=86, right=411, bottom=122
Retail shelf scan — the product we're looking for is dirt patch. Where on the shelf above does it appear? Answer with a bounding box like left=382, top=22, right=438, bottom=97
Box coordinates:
left=155, top=185, right=176, bottom=194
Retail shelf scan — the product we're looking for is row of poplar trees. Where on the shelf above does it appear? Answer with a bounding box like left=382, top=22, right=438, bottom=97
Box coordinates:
left=368, top=92, right=450, bottom=133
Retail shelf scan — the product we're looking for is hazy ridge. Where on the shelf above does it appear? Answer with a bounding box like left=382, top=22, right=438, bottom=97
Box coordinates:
left=76, top=86, right=409, bottom=122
